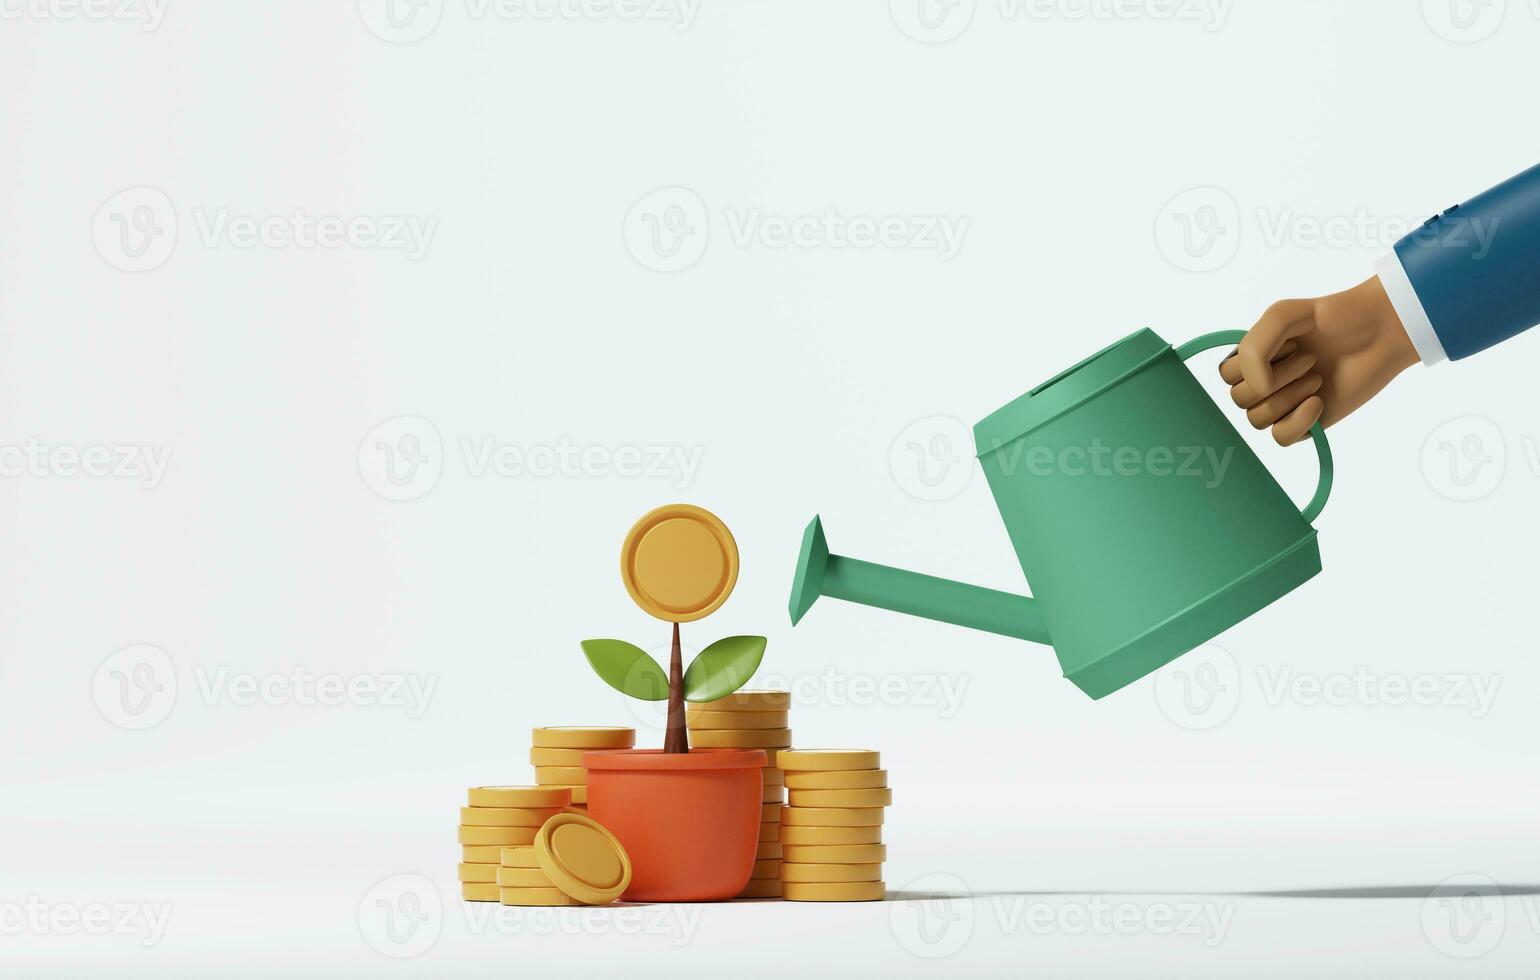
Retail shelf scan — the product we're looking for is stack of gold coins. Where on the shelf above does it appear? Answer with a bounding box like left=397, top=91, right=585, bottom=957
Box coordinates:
left=457, top=786, right=570, bottom=902
left=686, top=690, right=791, bottom=899
left=777, top=750, right=888, bottom=902
left=530, top=726, right=636, bottom=809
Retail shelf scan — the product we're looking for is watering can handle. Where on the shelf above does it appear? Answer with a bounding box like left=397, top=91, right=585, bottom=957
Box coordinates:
left=1175, top=330, right=1334, bottom=524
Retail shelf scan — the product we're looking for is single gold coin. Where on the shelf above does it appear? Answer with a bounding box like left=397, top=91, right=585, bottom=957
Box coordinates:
left=782, top=844, right=886, bottom=864
left=621, top=504, right=739, bottom=622
left=531, top=727, right=635, bottom=750
left=459, top=805, right=563, bottom=827
left=496, top=866, right=551, bottom=888
left=696, top=689, right=791, bottom=711
left=762, top=768, right=784, bottom=787
left=783, top=881, right=885, bottom=902
left=756, top=841, right=783, bottom=860
left=458, top=826, right=539, bottom=846
left=500, top=847, right=539, bottom=868
left=781, top=862, right=883, bottom=883
left=534, top=766, right=588, bottom=786
left=788, top=788, right=892, bottom=809
left=467, top=786, right=571, bottom=808
left=784, top=769, right=888, bottom=790
left=498, top=886, right=583, bottom=907
left=758, top=823, right=780, bottom=842
left=528, top=747, right=586, bottom=767
left=751, top=859, right=782, bottom=879
left=779, top=825, right=883, bottom=846
left=458, top=863, right=498, bottom=883
left=762, top=786, right=785, bottom=804
left=781, top=806, right=884, bottom=827
left=760, top=803, right=783, bottom=823
left=462, top=845, right=503, bottom=863
left=776, top=749, right=879, bottom=772
left=737, top=878, right=782, bottom=899
left=535, top=812, right=632, bottom=906
left=691, top=728, right=792, bottom=749
left=461, top=882, right=499, bottom=902
left=686, top=709, right=789, bottom=730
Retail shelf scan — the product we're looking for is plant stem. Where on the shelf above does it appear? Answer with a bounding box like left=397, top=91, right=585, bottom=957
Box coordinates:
left=663, top=621, right=688, bottom=754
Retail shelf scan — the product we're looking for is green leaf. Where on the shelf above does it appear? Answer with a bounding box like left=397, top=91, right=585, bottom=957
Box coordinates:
left=580, top=639, right=669, bottom=701
left=683, top=635, right=767, bottom=703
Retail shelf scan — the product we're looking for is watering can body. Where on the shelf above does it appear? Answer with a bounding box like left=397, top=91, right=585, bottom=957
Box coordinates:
left=790, top=328, right=1334, bottom=699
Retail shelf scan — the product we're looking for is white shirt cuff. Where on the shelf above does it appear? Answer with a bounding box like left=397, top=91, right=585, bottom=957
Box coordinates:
left=1375, top=251, right=1447, bottom=365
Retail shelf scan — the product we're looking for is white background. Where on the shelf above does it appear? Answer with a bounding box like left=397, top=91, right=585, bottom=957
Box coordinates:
left=3, top=0, right=1539, bottom=976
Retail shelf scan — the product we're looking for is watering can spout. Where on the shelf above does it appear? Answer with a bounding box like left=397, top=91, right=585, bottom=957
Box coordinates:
left=788, top=516, right=1052, bottom=645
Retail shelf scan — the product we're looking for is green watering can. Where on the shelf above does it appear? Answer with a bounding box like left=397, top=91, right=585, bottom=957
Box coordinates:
left=789, top=328, right=1334, bottom=700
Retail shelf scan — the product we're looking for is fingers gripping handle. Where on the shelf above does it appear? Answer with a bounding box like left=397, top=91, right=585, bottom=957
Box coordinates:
left=1176, top=329, right=1334, bottom=524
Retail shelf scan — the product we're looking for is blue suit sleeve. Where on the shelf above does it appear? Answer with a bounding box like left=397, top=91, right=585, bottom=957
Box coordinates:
left=1393, top=162, right=1540, bottom=361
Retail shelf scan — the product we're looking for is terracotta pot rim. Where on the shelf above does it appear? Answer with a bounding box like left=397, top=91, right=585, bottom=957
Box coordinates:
left=583, top=748, right=767, bottom=771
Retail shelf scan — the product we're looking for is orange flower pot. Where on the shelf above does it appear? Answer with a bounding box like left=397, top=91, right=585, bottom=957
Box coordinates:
left=584, top=748, right=766, bottom=902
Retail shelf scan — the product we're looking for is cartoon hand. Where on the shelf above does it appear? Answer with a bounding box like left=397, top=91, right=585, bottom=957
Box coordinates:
left=1220, top=275, right=1421, bottom=445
